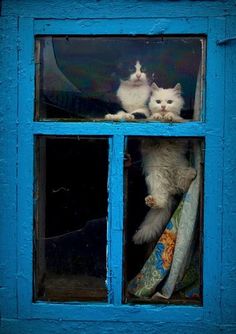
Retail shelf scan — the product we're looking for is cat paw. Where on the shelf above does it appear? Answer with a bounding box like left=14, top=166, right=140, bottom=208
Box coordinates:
left=133, top=225, right=156, bottom=244
left=150, top=113, right=163, bottom=121
left=187, top=167, right=197, bottom=180
left=145, top=195, right=167, bottom=208
left=105, top=113, right=134, bottom=121
left=105, top=113, right=117, bottom=120
left=123, top=113, right=135, bottom=120
left=178, top=168, right=197, bottom=192
left=145, top=195, right=158, bottom=208
left=163, top=112, right=175, bottom=122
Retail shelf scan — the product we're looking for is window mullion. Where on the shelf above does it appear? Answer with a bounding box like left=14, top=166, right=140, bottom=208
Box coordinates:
left=107, top=135, right=125, bottom=305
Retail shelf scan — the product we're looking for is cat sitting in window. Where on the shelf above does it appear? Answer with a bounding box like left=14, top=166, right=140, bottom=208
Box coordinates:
left=148, top=82, right=185, bottom=122
left=133, top=84, right=196, bottom=244
left=105, top=61, right=150, bottom=120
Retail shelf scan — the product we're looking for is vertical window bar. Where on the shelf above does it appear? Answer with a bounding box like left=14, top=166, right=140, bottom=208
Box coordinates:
left=203, top=17, right=225, bottom=321
left=18, top=17, right=35, bottom=318
left=107, top=135, right=124, bottom=305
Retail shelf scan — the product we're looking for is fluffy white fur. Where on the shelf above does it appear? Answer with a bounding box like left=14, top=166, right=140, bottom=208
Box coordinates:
left=133, top=139, right=197, bottom=244
left=148, top=83, right=184, bottom=122
left=133, top=85, right=196, bottom=244
left=105, top=61, right=150, bottom=120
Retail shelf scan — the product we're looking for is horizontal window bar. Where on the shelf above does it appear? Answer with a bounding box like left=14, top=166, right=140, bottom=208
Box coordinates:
left=34, top=18, right=208, bottom=35
left=32, top=122, right=207, bottom=137
left=32, top=302, right=203, bottom=322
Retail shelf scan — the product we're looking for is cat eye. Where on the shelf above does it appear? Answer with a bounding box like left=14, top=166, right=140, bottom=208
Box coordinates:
left=167, top=100, right=173, bottom=104
left=129, top=66, right=135, bottom=72
left=156, top=100, right=161, bottom=104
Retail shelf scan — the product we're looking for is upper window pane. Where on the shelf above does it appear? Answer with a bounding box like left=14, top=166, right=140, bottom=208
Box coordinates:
left=35, top=36, right=205, bottom=122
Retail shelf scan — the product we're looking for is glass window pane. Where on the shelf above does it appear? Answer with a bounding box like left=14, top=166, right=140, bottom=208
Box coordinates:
left=124, top=137, right=204, bottom=305
left=34, top=136, right=108, bottom=302
left=35, top=36, right=205, bottom=121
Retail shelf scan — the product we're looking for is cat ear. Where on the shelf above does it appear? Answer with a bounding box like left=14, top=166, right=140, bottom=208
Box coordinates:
left=151, top=83, right=160, bottom=91
left=174, top=83, right=182, bottom=94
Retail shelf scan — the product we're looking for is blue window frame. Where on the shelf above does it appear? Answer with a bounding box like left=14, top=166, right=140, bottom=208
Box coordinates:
left=16, top=17, right=224, bottom=322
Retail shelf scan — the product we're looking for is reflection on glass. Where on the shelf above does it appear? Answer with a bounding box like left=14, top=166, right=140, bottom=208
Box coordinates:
left=35, top=36, right=204, bottom=121
left=124, top=137, right=203, bottom=304
left=35, top=136, right=108, bottom=302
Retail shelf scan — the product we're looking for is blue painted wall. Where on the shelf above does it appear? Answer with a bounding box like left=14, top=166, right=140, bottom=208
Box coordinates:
left=0, top=1, right=236, bottom=333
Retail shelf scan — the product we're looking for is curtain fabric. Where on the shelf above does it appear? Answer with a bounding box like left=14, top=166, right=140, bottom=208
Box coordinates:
left=128, top=145, right=201, bottom=299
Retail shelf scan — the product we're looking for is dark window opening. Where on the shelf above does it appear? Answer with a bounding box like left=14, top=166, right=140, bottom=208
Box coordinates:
left=34, top=136, right=108, bottom=302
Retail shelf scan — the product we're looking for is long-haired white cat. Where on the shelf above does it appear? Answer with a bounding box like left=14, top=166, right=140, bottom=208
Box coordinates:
left=148, top=83, right=185, bottom=122
left=105, top=61, right=150, bottom=120
left=133, top=84, right=196, bottom=244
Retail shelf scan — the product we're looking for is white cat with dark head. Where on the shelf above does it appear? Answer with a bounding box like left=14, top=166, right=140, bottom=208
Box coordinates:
left=148, top=83, right=184, bottom=122
left=105, top=61, right=150, bottom=120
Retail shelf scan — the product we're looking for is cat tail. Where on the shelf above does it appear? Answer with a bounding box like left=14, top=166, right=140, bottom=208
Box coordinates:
left=133, top=198, right=175, bottom=245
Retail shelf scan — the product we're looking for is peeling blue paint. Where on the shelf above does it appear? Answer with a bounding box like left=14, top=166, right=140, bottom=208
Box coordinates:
left=0, top=0, right=236, bottom=333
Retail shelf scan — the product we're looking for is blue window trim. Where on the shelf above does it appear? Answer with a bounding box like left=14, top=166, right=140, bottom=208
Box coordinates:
left=17, top=17, right=225, bottom=323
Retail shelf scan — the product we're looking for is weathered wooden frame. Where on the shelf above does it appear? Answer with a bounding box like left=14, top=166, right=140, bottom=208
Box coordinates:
left=15, top=16, right=225, bottom=323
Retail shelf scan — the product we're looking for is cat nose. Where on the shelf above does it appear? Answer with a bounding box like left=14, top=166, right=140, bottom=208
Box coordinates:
left=161, top=105, right=166, bottom=110
left=136, top=73, right=141, bottom=79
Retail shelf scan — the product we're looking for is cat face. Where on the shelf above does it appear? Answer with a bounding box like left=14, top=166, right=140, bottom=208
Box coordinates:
left=148, top=83, right=184, bottom=115
left=119, top=60, right=148, bottom=86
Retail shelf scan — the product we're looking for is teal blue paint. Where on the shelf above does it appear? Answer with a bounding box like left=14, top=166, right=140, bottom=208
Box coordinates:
left=1, top=0, right=236, bottom=333
left=203, top=17, right=225, bottom=323
left=33, top=18, right=208, bottom=35
left=108, top=136, right=124, bottom=305
left=1, top=318, right=230, bottom=334
left=31, top=302, right=203, bottom=322
left=17, top=18, right=35, bottom=319
left=0, top=16, right=18, bottom=319
left=2, top=0, right=236, bottom=19
left=32, top=122, right=207, bottom=137
left=222, top=15, right=236, bottom=324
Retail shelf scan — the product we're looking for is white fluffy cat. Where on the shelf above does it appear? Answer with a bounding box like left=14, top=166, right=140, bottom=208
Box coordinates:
left=148, top=83, right=185, bottom=122
left=133, top=84, right=196, bottom=244
left=105, top=61, right=150, bottom=120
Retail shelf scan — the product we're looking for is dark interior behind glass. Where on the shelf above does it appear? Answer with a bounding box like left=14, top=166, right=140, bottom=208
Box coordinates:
left=34, top=136, right=108, bottom=302
left=35, top=36, right=204, bottom=121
